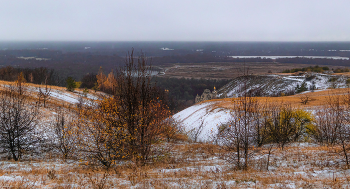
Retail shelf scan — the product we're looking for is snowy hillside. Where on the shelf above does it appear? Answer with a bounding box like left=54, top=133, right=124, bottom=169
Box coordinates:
left=217, top=73, right=348, bottom=97
left=0, top=82, right=103, bottom=106
left=177, top=73, right=350, bottom=143
left=173, top=101, right=231, bottom=142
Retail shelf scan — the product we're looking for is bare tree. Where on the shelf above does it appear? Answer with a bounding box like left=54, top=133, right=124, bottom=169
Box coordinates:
left=314, top=94, right=346, bottom=144
left=218, top=95, right=259, bottom=170
left=0, top=82, right=41, bottom=161
left=113, top=50, right=171, bottom=165
left=314, top=107, right=341, bottom=144
left=300, top=94, right=311, bottom=105
left=53, top=106, right=76, bottom=160
left=313, top=92, right=350, bottom=168
left=339, top=92, right=350, bottom=168
left=255, top=99, right=270, bottom=147
left=38, top=77, right=51, bottom=108
left=76, top=49, right=172, bottom=167
left=16, top=72, right=26, bottom=95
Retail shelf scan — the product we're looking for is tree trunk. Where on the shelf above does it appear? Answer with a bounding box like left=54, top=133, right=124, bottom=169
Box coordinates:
left=267, top=145, right=273, bottom=171
left=342, top=140, right=349, bottom=169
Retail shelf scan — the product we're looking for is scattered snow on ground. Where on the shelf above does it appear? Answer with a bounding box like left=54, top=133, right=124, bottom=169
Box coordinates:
left=49, top=90, right=80, bottom=104
left=175, top=73, right=350, bottom=142
left=218, top=73, right=348, bottom=98
left=0, top=175, right=23, bottom=181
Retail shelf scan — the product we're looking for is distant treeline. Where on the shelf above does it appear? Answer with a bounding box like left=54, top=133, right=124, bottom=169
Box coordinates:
left=275, top=57, right=349, bottom=67
left=154, top=77, right=228, bottom=101
left=0, top=64, right=229, bottom=112
left=80, top=68, right=229, bottom=112
left=0, top=66, right=60, bottom=85
left=0, top=50, right=349, bottom=82
left=152, top=56, right=350, bottom=68
left=282, top=66, right=330, bottom=73
left=0, top=50, right=125, bottom=80
left=0, top=49, right=63, bottom=58
left=153, top=77, right=229, bottom=112
left=282, top=65, right=349, bottom=73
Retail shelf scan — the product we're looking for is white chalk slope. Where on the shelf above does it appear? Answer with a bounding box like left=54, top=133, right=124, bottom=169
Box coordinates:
left=173, top=101, right=231, bottom=142
left=175, top=73, right=350, bottom=142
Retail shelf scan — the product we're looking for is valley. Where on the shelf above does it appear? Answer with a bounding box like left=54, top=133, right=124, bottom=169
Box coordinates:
left=0, top=71, right=349, bottom=187
left=0, top=42, right=350, bottom=188
left=3, top=0, right=350, bottom=187
left=157, top=62, right=348, bottom=80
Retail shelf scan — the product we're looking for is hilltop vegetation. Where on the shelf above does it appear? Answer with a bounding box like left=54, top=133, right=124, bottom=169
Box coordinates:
left=282, top=65, right=350, bottom=73
left=1, top=48, right=350, bottom=187
left=1, top=76, right=350, bottom=187
left=282, top=65, right=330, bottom=73
left=217, top=72, right=349, bottom=98
left=0, top=52, right=184, bottom=186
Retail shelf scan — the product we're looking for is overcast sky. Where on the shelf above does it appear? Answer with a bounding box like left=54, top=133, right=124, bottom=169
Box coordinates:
left=0, top=0, right=349, bottom=41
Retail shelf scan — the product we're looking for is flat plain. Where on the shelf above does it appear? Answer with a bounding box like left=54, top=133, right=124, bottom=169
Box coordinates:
left=157, top=62, right=347, bottom=79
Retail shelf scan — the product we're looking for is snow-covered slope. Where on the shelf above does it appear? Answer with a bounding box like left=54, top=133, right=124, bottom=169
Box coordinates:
left=173, top=101, right=231, bottom=142
left=217, top=73, right=348, bottom=97
left=0, top=82, right=102, bottom=105
left=33, top=88, right=100, bottom=104
left=175, top=73, right=350, bottom=142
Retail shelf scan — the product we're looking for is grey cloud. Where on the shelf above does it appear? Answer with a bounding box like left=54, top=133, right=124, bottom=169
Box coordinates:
left=0, top=0, right=349, bottom=41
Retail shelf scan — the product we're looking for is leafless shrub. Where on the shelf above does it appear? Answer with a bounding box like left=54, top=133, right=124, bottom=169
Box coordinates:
left=314, top=106, right=342, bottom=144
left=86, top=172, right=111, bottom=189
left=188, top=117, right=206, bottom=143
left=162, top=119, right=187, bottom=143
left=300, top=94, right=311, bottom=105
left=76, top=93, right=85, bottom=111
left=255, top=99, right=270, bottom=147
left=314, top=93, right=350, bottom=168
left=53, top=106, right=77, bottom=160
left=314, top=94, right=346, bottom=145
left=38, top=77, right=51, bottom=107
left=340, top=92, right=350, bottom=168
left=47, top=169, right=56, bottom=180
left=218, top=95, right=259, bottom=170
left=0, top=76, right=41, bottom=161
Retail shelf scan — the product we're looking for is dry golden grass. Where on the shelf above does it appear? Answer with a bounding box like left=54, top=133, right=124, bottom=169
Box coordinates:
left=333, top=72, right=350, bottom=76
left=0, top=142, right=348, bottom=188
left=0, top=80, right=93, bottom=93
left=208, top=88, right=350, bottom=110
left=0, top=81, right=350, bottom=187
left=0, top=80, right=101, bottom=113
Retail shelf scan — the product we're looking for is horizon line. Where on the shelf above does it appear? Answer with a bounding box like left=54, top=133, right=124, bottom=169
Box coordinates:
left=1, top=40, right=350, bottom=43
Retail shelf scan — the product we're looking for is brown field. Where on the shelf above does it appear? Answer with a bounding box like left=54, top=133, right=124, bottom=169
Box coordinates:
left=157, top=62, right=348, bottom=80
left=211, top=88, right=350, bottom=109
